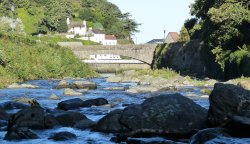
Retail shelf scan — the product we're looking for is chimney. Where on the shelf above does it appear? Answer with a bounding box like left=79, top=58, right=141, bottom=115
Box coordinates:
left=83, top=20, right=86, bottom=27
left=66, top=18, right=70, bottom=25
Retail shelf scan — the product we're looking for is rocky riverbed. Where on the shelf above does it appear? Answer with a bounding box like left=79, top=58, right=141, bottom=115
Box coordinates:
left=0, top=73, right=249, bottom=144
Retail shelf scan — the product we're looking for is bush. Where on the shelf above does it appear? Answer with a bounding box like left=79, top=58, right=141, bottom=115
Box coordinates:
left=0, top=33, right=98, bottom=88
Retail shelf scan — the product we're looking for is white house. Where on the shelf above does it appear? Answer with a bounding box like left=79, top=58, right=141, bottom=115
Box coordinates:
left=104, top=35, right=117, bottom=45
left=66, top=18, right=87, bottom=38
left=88, top=28, right=106, bottom=44
left=65, top=18, right=118, bottom=45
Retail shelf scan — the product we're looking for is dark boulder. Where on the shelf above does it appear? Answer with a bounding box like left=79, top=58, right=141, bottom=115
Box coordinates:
left=0, top=101, right=29, bottom=110
left=120, top=94, right=207, bottom=139
left=48, top=131, right=76, bottom=141
left=95, top=109, right=129, bottom=133
left=44, top=114, right=61, bottom=129
left=223, top=115, right=250, bottom=137
left=189, top=128, right=230, bottom=144
left=81, top=98, right=108, bottom=107
left=57, top=98, right=109, bottom=110
left=4, top=127, right=39, bottom=140
left=7, top=107, right=59, bottom=130
left=57, top=98, right=84, bottom=110
left=0, top=108, right=10, bottom=121
left=74, top=119, right=96, bottom=130
left=10, top=107, right=46, bottom=129
left=54, top=111, right=90, bottom=127
left=207, top=83, right=250, bottom=127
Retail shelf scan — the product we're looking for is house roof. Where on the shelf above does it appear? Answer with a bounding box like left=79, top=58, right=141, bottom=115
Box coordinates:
left=168, top=32, right=179, bottom=42
left=147, top=39, right=164, bottom=44
left=68, top=21, right=84, bottom=28
left=105, top=35, right=116, bottom=40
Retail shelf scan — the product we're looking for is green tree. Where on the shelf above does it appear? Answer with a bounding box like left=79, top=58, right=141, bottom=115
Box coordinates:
left=190, top=0, right=250, bottom=79
left=40, top=0, right=72, bottom=32
left=178, top=27, right=190, bottom=42
left=57, top=18, right=68, bottom=33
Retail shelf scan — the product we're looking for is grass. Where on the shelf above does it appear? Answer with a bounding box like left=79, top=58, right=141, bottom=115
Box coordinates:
left=0, top=33, right=98, bottom=88
left=17, top=8, right=44, bottom=34
left=29, top=35, right=99, bottom=45
left=135, top=68, right=179, bottom=79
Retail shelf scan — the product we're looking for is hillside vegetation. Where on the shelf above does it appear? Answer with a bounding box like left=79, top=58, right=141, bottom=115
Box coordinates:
left=155, top=0, right=250, bottom=80
left=0, top=0, right=139, bottom=40
left=0, top=33, right=98, bottom=88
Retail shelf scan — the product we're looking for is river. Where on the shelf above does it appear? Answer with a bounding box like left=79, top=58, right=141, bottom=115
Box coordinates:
left=0, top=74, right=221, bottom=143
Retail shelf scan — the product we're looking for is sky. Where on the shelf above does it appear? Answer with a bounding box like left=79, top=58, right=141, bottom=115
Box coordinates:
left=108, top=0, right=195, bottom=44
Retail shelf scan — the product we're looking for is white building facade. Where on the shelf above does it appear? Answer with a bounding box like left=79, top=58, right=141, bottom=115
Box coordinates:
left=66, top=18, right=87, bottom=38
left=66, top=18, right=118, bottom=45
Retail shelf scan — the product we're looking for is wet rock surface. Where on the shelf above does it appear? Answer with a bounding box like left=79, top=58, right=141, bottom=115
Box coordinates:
left=119, top=94, right=207, bottom=138
left=4, top=127, right=39, bottom=140
left=207, top=83, right=250, bottom=126
left=189, top=128, right=230, bottom=144
left=54, top=111, right=91, bottom=127
left=7, top=107, right=59, bottom=130
left=48, top=131, right=76, bottom=141
left=0, top=101, right=30, bottom=110
left=95, top=109, right=129, bottom=133
left=58, top=98, right=109, bottom=110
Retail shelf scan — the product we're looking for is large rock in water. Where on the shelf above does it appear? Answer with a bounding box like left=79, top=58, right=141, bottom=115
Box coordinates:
left=119, top=94, right=207, bottom=138
left=189, top=128, right=230, bottom=144
left=4, top=127, right=39, bottom=140
left=95, top=109, right=129, bottom=133
left=207, top=83, right=250, bottom=127
left=7, top=107, right=59, bottom=130
left=0, top=101, right=29, bottom=110
left=0, top=108, right=10, bottom=121
left=48, top=131, right=76, bottom=141
left=58, top=98, right=84, bottom=110
left=57, top=98, right=109, bottom=110
left=72, top=80, right=97, bottom=89
left=54, top=111, right=93, bottom=127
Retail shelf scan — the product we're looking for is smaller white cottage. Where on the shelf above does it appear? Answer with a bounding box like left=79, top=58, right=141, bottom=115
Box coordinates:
left=104, top=35, right=117, bottom=45
left=66, top=18, right=87, bottom=38
left=88, top=28, right=105, bottom=44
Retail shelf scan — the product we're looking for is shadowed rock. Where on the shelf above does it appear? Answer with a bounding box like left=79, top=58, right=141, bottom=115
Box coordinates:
left=207, top=83, right=250, bottom=127
left=48, top=131, right=76, bottom=141
left=54, top=111, right=92, bottom=127
left=119, top=94, right=207, bottom=139
left=95, top=109, right=129, bottom=133
left=58, top=98, right=109, bottom=110
left=4, top=127, right=39, bottom=140
left=189, top=128, right=230, bottom=144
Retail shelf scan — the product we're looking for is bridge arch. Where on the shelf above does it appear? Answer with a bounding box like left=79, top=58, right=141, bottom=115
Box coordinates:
left=58, top=42, right=157, bottom=65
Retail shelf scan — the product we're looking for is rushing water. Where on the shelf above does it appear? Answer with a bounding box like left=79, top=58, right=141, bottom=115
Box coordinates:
left=0, top=75, right=212, bottom=144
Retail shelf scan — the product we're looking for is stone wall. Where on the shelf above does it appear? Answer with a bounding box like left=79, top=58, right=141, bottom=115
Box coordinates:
left=153, top=40, right=206, bottom=77
left=87, top=63, right=150, bottom=73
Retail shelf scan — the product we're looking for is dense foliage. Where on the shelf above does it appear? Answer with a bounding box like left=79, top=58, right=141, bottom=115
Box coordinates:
left=0, top=33, right=98, bottom=88
left=179, top=0, right=250, bottom=79
left=0, top=0, right=139, bottom=40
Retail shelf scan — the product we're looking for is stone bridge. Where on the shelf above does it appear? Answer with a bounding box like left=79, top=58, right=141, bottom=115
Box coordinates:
left=58, top=42, right=157, bottom=65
